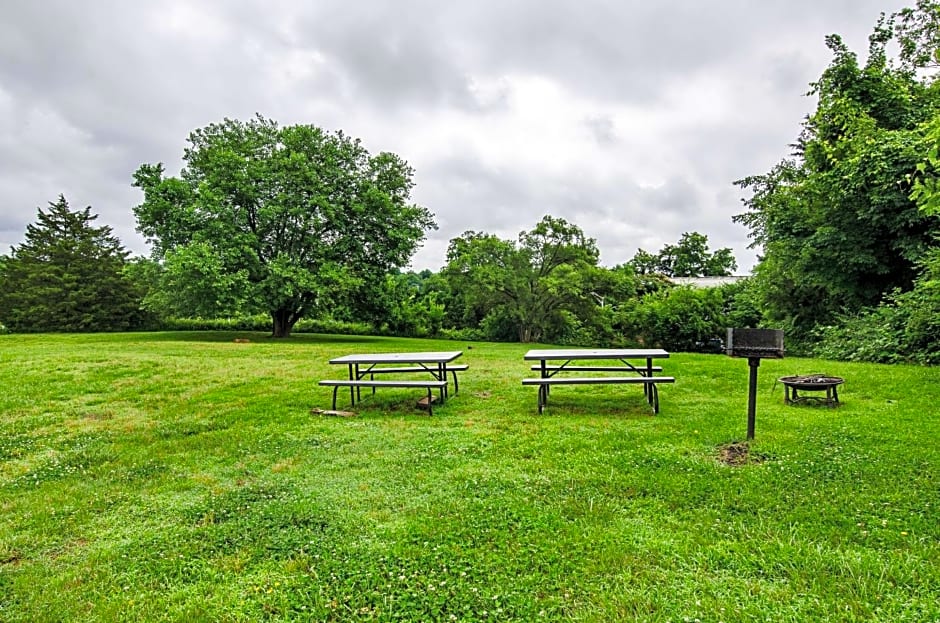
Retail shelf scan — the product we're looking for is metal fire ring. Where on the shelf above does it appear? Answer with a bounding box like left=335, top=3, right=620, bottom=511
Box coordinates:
left=778, top=374, right=844, bottom=407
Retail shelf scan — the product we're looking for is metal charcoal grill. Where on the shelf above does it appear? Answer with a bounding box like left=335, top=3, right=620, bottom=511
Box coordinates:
left=725, top=328, right=785, bottom=440
left=726, top=328, right=785, bottom=359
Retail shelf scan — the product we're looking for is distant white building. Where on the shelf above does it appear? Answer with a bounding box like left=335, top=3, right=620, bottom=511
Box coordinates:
left=668, top=275, right=748, bottom=288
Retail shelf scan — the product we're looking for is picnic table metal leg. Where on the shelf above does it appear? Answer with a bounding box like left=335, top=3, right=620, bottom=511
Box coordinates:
left=651, top=383, right=660, bottom=414
left=347, top=364, right=356, bottom=405
left=332, top=386, right=339, bottom=410
left=450, top=367, right=459, bottom=395
left=355, top=364, right=362, bottom=402
left=540, top=359, right=551, bottom=398
left=644, top=358, right=654, bottom=402
left=438, top=363, right=447, bottom=401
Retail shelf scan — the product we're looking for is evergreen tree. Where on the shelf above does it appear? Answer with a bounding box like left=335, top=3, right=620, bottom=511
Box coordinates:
left=0, top=195, right=144, bottom=332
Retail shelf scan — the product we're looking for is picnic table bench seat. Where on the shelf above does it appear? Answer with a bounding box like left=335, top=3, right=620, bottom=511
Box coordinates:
left=530, top=364, right=663, bottom=374
left=522, top=376, right=675, bottom=414
left=318, top=379, right=448, bottom=415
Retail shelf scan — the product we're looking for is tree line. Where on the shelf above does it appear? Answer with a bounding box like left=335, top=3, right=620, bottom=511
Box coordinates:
left=2, top=1, right=940, bottom=363
left=734, top=0, right=940, bottom=362
left=0, top=186, right=745, bottom=351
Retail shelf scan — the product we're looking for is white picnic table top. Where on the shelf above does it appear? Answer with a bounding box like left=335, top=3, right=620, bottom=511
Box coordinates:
left=329, top=351, right=463, bottom=365
left=523, top=348, right=669, bottom=361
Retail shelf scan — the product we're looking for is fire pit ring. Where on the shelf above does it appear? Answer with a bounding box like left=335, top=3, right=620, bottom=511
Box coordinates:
left=778, top=374, right=844, bottom=407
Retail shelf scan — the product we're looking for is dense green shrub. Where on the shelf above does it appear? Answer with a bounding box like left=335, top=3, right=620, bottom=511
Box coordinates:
left=379, top=290, right=446, bottom=338
left=812, top=249, right=940, bottom=364
left=612, top=286, right=721, bottom=352
left=438, top=326, right=488, bottom=342
left=720, top=280, right=763, bottom=329
left=158, top=315, right=373, bottom=336
left=810, top=306, right=906, bottom=364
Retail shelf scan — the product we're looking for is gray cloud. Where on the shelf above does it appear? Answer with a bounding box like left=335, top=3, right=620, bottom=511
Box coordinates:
left=584, top=115, right=618, bottom=146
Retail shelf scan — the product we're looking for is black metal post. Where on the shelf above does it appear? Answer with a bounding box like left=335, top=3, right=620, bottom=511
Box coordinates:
left=747, top=357, right=760, bottom=440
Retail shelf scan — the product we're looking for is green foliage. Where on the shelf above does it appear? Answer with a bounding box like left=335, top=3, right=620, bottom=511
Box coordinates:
left=141, top=242, right=253, bottom=318
left=374, top=272, right=447, bottom=338
left=133, top=115, right=436, bottom=337
left=893, top=0, right=940, bottom=70
left=609, top=280, right=762, bottom=352
left=438, top=221, right=753, bottom=350
left=735, top=6, right=940, bottom=338
left=810, top=305, right=909, bottom=364
left=618, top=286, right=725, bottom=352
left=811, top=248, right=940, bottom=364
left=0, top=196, right=146, bottom=332
left=720, top=279, right=764, bottom=329
left=157, top=314, right=373, bottom=336
left=629, top=232, right=738, bottom=277
left=443, top=215, right=604, bottom=343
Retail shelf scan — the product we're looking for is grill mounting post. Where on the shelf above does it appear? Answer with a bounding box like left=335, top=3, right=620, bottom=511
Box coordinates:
left=726, top=328, right=785, bottom=441
left=747, top=357, right=759, bottom=440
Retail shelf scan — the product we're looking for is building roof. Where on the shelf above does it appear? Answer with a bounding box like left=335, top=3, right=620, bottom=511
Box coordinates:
left=668, top=275, right=747, bottom=288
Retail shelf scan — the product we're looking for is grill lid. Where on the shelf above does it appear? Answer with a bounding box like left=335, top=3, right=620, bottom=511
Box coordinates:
left=726, top=328, right=785, bottom=358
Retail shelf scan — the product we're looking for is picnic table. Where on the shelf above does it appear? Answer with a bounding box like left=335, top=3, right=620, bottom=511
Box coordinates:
left=319, top=351, right=466, bottom=415
left=522, top=348, right=674, bottom=414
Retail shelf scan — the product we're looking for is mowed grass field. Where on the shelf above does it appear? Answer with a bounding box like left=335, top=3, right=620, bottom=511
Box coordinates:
left=0, top=332, right=938, bottom=622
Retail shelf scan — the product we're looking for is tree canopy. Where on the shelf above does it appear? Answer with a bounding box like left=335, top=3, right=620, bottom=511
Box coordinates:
left=629, top=232, right=737, bottom=277
left=132, top=115, right=436, bottom=337
left=443, top=216, right=601, bottom=342
left=734, top=2, right=940, bottom=338
left=0, top=195, right=144, bottom=332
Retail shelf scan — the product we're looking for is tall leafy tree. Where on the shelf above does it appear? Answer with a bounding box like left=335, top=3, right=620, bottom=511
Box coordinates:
left=443, top=215, right=600, bottom=342
left=629, top=232, right=737, bottom=277
left=133, top=115, right=436, bottom=337
left=0, top=195, right=143, bottom=332
left=734, top=4, right=940, bottom=337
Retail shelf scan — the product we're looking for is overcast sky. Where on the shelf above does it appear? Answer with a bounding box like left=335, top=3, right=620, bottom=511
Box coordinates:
left=0, top=0, right=911, bottom=273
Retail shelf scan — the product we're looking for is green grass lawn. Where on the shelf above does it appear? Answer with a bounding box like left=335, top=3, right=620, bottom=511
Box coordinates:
left=0, top=332, right=938, bottom=622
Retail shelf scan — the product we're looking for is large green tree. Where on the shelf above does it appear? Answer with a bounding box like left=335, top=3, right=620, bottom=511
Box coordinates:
left=629, top=232, right=737, bottom=277
left=734, top=4, right=940, bottom=337
left=133, top=115, right=436, bottom=337
left=443, top=215, right=601, bottom=342
left=0, top=195, right=144, bottom=332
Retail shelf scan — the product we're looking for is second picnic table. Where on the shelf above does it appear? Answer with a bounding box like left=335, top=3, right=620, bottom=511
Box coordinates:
left=523, top=348, right=674, bottom=414
left=320, top=351, right=466, bottom=415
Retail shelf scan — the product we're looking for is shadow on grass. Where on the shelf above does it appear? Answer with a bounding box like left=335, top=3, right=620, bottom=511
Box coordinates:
left=523, top=391, right=660, bottom=420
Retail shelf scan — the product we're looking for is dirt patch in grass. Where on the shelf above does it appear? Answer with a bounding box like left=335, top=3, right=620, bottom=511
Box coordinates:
left=717, top=441, right=770, bottom=467
left=0, top=550, right=22, bottom=566
left=82, top=411, right=113, bottom=420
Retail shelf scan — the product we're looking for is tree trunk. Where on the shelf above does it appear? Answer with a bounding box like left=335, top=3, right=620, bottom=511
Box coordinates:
left=519, top=324, right=541, bottom=343
left=271, top=308, right=296, bottom=338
